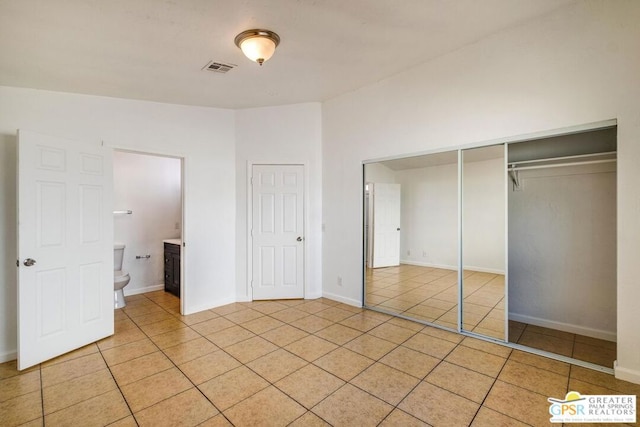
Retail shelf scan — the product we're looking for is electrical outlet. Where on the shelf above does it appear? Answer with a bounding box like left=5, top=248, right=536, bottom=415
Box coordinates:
left=337, top=276, right=343, bottom=286
left=422, top=251, right=427, bottom=257
left=407, top=250, right=411, bottom=256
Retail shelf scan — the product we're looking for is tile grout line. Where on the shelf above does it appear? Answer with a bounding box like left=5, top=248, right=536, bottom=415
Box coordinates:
left=175, top=302, right=403, bottom=423
left=110, top=292, right=625, bottom=425
left=3, top=288, right=629, bottom=427
left=122, top=294, right=231, bottom=425
left=464, top=348, right=531, bottom=427
left=378, top=333, right=470, bottom=425
left=101, top=306, right=140, bottom=426
left=39, top=363, right=45, bottom=426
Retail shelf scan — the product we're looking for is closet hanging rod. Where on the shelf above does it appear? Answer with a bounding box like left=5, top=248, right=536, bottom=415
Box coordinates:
left=509, top=159, right=616, bottom=172
left=507, top=151, right=616, bottom=167
left=113, top=210, right=133, bottom=215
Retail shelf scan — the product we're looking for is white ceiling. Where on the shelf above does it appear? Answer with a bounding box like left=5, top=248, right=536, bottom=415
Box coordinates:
left=0, top=0, right=576, bottom=109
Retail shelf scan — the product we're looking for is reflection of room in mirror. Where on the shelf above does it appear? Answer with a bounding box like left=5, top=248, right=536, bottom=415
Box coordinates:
left=366, top=265, right=504, bottom=338
left=364, top=151, right=459, bottom=330
left=461, top=145, right=506, bottom=341
left=364, top=125, right=618, bottom=369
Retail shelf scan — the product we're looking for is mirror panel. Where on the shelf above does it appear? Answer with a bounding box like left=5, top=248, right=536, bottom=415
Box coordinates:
left=364, top=151, right=459, bottom=330
left=363, top=126, right=617, bottom=369
left=461, top=145, right=507, bottom=340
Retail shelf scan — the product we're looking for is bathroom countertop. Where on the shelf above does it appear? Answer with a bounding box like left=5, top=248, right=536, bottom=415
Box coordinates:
left=163, top=238, right=182, bottom=246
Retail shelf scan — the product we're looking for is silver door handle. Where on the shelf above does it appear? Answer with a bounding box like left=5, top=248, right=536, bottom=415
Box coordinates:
left=396, top=228, right=401, bottom=231
left=296, top=236, right=303, bottom=242
left=23, top=258, right=37, bottom=267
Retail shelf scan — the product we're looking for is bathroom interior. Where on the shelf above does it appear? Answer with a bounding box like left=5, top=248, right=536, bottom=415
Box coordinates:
left=113, top=150, right=183, bottom=308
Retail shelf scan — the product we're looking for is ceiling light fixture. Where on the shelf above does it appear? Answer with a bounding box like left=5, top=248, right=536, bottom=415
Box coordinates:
left=234, top=29, right=280, bottom=66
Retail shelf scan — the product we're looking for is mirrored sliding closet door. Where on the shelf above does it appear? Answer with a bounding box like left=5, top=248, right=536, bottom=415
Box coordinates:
left=364, top=151, right=460, bottom=330
left=461, top=144, right=507, bottom=341
left=363, top=123, right=618, bottom=370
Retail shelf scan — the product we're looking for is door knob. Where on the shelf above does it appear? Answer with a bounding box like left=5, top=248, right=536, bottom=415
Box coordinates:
left=396, top=227, right=401, bottom=231
left=23, top=258, right=37, bottom=267
left=296, top=236, right=303, bottom=242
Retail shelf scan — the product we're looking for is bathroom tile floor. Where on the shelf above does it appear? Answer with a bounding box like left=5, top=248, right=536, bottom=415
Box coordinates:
left=366, top=264, right=617, bottom=368
left=2, top=291, right=638, bottom=426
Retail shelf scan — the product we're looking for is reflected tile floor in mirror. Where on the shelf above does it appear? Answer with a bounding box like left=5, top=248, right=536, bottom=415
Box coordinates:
left=366, top=264, right=616, bottom=368
left=1, top=291, right=635, bottom=426
left=366, top=264, right=505, bottom=340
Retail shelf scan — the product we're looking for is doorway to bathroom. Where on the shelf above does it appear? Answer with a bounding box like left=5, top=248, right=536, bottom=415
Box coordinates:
left=113, top=150, right=184, bottom=310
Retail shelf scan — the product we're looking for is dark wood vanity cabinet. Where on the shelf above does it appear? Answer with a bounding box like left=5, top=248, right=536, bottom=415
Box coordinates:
left=164, top=242, right=180, bottom=297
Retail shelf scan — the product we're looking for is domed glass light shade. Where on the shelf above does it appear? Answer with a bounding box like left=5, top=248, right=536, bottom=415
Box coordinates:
left=234, top=29, right=280, bottom=66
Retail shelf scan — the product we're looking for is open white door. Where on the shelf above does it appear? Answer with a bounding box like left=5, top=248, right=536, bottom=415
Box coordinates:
left=371, top=183, right=401, bottom=268
left=17, top=130, right=113, bottom=369
left=251, top=165, right=304, bottom=300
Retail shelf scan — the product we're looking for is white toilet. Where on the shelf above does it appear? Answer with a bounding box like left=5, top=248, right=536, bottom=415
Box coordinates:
left=114, top=244, right=131, bottom=309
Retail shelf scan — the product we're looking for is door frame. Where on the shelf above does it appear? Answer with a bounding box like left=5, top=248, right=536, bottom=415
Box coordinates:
left=108, top=144, right=187, bottom=315
left=246, top=161, right=308, bottom=301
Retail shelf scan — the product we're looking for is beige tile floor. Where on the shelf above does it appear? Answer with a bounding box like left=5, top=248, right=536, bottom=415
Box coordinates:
left=366, top=264, right=617, bottom=367
left=366, top=264, right=505, bottom=339
left=2, top=291, right=637, bottom=427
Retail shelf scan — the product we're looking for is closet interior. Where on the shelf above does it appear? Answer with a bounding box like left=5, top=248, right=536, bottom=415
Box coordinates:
left=363, top=123, right=617, bottom=369
left=507, top=127, right=617, bottom=367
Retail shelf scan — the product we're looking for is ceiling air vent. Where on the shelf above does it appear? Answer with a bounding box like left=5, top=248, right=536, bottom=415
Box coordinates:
left=202, top=60, right=236, bottom=74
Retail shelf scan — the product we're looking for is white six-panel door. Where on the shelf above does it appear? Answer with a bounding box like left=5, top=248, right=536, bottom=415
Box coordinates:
left=17, top=130, right=113, bottom=369
left=371, top=183, right=401, bottom=268
left=251, top=165, right=304, bottom=300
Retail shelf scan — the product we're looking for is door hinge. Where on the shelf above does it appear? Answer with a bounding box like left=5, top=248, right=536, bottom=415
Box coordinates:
left=16, top=259, right=19, bottom=267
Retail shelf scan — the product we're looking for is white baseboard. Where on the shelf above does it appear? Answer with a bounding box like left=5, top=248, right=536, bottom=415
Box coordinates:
left=462, top=265, right=505, bottom=275
left=400, top=259, right=504, bottom=275
left=124, top=283, right=164, bottom=296
left=614, top=361, right=640, bottom=384
left=322, top=291, right=362, bottom=308
left=400, top=259, right=457, bottom=271
left=0, top=350, right=17, bottom=363
left=236, top=292, right=324, bottom=303
left=509, top=312, right=616, bottom=342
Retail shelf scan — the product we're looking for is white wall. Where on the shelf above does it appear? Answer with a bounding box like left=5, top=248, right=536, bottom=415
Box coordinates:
left=113, top=151, right=181, bottom=295
left=322, top=1, right=640, bottom=382
left=463, top=157, right=505, bottom=273
left=509, top=164, right=617, bottom=340
left=364, top=163, right=396, bottom=184
left=0, top=86, right=236, bottom=361
left=365, top=157, right=505, bottom=273
left=395, top=163, right=458, bottom=269
left=235, top=103, right=323, bottom=301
